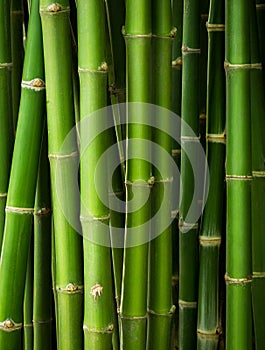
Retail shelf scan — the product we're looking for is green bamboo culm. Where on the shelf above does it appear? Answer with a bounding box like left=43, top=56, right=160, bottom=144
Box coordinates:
left=256, top=0, right=265, bottom=88
left=120, top=0, right=152, bottom=348
left=77, top=1, right=114, bottom=348
left=197, top=0, right=225, bottom=348
left=23, top=243, right=33, bottom=350
left=178, top=0, right=200, bottom=348
left=40, top=1, right=84, bottom=349
left=0, top=0, right=45, bottom=348
left=249, top=1, right=265, bottom=348
left=33, top=127, right=53, bottom=350
left=171, top=1, right=183, bottom=348
left=0, top=0, right=14, bottom=246
left=225, top=0, right=252, bottom=348
left=11, top=0, right=24, bottom=129
left=147, top=1, right=175, bottom=349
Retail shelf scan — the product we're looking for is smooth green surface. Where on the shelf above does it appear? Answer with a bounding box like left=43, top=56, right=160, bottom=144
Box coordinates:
left=0, top=1, right=44, bottom=348
left=40, top=2, right=83, bottom=349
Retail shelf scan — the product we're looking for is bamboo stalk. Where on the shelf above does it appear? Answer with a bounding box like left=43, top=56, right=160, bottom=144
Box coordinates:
left=77, top=1, right=114, bottom=348
left=11, top=0, right=24, bottom=129
left=197, top=0, right=225, bottom=348
left=171, top=2, right=183, bottom=347
left=23, top=242, right=33, bottom=350
left=225, top=0, right=252, bottom=348
left=0, top=0, right=14, bottom=247
left=147, top=1, right=175, bottom=349
left=249, top=1, right=265, bottom=348
left=33, top=127, right=53, bottom=350
left=256, top=0, right=265, bottom=87
left=40, top=1, right=84, bottom=349
left=178, top=0, right=201, bottom=348
left=0, top=0, right=45, bottom=348
left=120, top=0, right=152, bottom=348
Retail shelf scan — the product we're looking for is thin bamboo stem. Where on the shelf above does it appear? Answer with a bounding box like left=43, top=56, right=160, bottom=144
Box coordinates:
left=0, top=0, right=45, bottom=348
left=197, top=0, right=225, bottom=348
left=120, top=0, right=152, bottom=348
left=33, top=127, right=53, bottom=350
left=225, top=0, right=252, bottom=348
left=11, top=0, right=24, bottom=129
left=40, top=1, right=84, bottom=349
left=78, top=1, right=114, bottom=348
left=23, top=242, right=33, bottom=350
left=0, top=0, right=14, bottom=247
left=178, top=0, right=201, bottom=348
left=249, top=1, right=265, bottom=349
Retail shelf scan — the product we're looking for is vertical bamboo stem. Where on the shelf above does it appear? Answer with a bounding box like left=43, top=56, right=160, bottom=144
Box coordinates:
left=0, top=0, right=14, bottom=246
left=11, top=0, right=24, bottom=129
left=120, top=0, right=152, bottom=348
left=33, top=127, right=53, bottom=350
left=40, top=1, right=84, bottom=349
left=178, top=0, right=200, bottom=348
left=23, top=242, right=33, bottom=350
left=197, top=0, right=225, bottom=348
left=225, top=0, right=252, bottom=348
left=78, top=1, right=114, bottom=348
left=147, top=1, right=175, bottom=349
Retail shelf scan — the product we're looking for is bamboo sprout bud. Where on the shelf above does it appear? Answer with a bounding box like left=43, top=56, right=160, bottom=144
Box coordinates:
left=90, top=284, right=103, bottom=302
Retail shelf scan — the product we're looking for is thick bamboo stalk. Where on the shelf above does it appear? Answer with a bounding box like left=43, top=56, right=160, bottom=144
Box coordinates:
left=197, top=0, right=225, bottom=348
left=0, top=0, right=14, bottom=246
left=178, top=0, right=200, bottom=348
left=249, top=1, right=265, bottom=348
left=23, top=243, right=33, bottom=350
left=225, top=0, right=252, bottom=348
left=147, top=1, right=175, bottom=349
left=11, top=0, right=24, bottom=129
left=120, top=0, right=152, bottom=348
left=0, top=0, right=45, bottom=348
left=33, top=127, right=53, bottom=350
left=40, top=1, right=84, bottom=349
left=77, top=1, right=114, bottom=348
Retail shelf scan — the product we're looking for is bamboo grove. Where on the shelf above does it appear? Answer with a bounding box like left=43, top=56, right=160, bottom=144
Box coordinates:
left=0, top=0, right=265, bottom=349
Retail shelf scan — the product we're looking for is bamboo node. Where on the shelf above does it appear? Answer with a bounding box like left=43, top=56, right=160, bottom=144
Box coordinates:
left=100, top=62, right=108, bottom=71
left=206, top=132, right=226, bottom=144
left=253, top=272, right=265, bottom=278
left=90, top=283, right=103, bottom=302
left=47, top=3, right=62, bottom=12
left=34, top=207, right=51, bottom=216
left=0, top=62, right=13, bottom=69
left=171, top=148, right=181, bottom=156
left=172, top=57, right=182, bottom=69
left=21, top=79, right=45, bottom=91
left=0, top=319, right=22, bottom=332
left=148, top=305, right=176, bottom=317
left=182, top=44, right=201, bottom=55
left=171, top=209, right=179, bottom=219
left=148, top=176, right=155, bottom=185
left=256, top=4, right=265, bottom=10
left=178, top=300, right=197, bottom=308
left=57, top=283, right=84, bottom=294
left=201, top=13, right=208, bottom=20
left=5, top=206, right=34, bottom=214
left=170, top=27, right=177, bottom=38
left=225, top=175, right=252, bottom=181
left=0, top=193, right=7, bottom=198
left=199, top=236, right=221, bottom=246
left=206, top=22, right=225, bottom=32
left=224, top=61, right=262, bottom=71
left=224, top=273, right=252, bottom=285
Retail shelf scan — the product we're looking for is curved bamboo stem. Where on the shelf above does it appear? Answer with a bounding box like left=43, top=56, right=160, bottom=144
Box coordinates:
left=0, top=0, right=45, bottom=348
